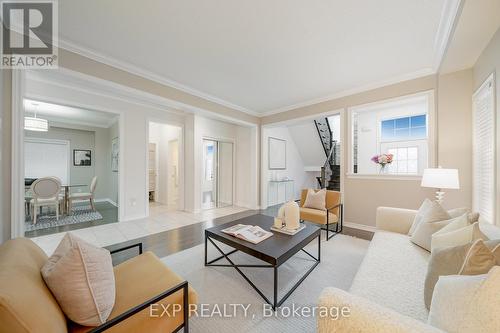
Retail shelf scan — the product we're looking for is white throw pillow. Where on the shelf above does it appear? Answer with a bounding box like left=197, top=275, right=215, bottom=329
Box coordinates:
left=408, top=198, right=433, bottom=236
left=410, top=201, right=452, bottom=251
left=41, top=233, right=116, bottom=326
left=428, top=267, right=500, bottom=333
left=460, top=266, right=500, bottom=332
left=431, top=213, right=470, bottom=240
left=447, top=208, right=480, bottom=223
left=428, top=273, right=486, bottom=332
left=431, top=222, right=489, bottom=252
left=303, top=188, right=326, bottom=211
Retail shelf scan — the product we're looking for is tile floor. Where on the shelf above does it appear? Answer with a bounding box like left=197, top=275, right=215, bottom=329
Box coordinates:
left=31, top=205, right=249, bottom=255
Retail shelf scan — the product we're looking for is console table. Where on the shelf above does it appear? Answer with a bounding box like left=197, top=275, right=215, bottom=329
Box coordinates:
left=267, top=180, right=294, bottom=206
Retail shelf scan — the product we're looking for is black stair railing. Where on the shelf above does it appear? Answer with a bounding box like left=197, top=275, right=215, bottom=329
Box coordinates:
left=314, top=118, right=340, bottom=191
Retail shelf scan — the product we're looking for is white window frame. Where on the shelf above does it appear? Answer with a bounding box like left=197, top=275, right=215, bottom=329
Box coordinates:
left=347, top=90, right=436, bottom=180
left=472, top=73, right=496, bottom=224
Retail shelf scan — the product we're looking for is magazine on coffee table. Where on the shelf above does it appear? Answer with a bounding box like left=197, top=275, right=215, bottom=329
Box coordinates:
left=221, top=224, right=273, bottom=244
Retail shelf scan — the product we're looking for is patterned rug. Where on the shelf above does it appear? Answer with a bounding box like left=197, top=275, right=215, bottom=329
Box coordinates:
left=25, top=205, right=103, bottom=231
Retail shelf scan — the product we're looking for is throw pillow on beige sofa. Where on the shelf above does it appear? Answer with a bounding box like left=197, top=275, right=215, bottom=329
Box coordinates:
left=459, top=239, right=500, bottom=275
left=41, top=233, right=116, bottom=326
left=424, top=239, right=500, bottom=309
left=429, top=267, right=500, bottom=333
left=410, top=202, right=456, bottom=251
left=431, top=222, right=488, bottom=252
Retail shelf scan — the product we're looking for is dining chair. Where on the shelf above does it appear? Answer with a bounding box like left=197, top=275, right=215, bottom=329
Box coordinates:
left=68, top=176, right=98, bottom=213
left=30, top=177, right=62, bottom=224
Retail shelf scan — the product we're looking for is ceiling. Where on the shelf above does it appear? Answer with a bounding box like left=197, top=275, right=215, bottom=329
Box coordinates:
left=24, top=99, right=118, bottom=128
left=58, top=0, right=458, bottom=114
left=440, top=0, right=500, bottom=73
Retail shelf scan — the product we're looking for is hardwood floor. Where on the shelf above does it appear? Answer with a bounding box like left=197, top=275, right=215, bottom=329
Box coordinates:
left=107, top=205, right=373, bottom=265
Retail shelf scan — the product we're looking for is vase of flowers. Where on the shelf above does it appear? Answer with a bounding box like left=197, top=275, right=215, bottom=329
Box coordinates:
left=371, top=153, right=394, bottom=174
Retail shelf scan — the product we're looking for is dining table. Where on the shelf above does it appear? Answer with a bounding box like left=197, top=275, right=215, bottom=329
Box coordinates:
left=25, top=183, right=87, bottom=215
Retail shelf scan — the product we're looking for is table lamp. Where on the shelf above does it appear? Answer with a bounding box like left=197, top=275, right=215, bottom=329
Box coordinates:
left=421, top=168, right=460, bottom=203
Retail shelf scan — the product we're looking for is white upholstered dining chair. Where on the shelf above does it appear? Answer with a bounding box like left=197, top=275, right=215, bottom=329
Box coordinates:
left=29, top=177, right=62, bottom=224
left=68, top=176, right=98, bottom=213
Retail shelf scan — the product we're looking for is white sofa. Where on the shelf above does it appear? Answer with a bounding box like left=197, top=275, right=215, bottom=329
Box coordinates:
left=317, top=207, right=500, bottom=333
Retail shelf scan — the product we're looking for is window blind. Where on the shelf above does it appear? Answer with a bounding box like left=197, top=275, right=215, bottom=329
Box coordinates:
left=472, top=74, right=495, bottom=224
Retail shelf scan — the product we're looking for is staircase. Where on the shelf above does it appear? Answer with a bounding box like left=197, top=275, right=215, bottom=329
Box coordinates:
left=314, top=118, right=340, bottom=191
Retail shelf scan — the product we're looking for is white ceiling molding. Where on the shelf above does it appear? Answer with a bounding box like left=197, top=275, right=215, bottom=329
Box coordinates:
left=27, top=68, right=189, bottom=116
left=26, top=68, right=259, bottom=128
left=262, top=68, right=435, bottom=116
left=432, top=0, right=464, bottom=71
left=58, top=39, right=260, bottom=117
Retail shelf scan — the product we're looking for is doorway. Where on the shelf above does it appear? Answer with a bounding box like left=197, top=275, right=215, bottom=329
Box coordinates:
left=148, top=122, right=182, bottom=214
left=202, top=139, right=234, bottom=210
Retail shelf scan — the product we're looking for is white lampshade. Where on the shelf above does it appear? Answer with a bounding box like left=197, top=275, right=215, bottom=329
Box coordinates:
left=421, top=168, right=460, bottom=189
left=24, top=116, right=48, bottom=132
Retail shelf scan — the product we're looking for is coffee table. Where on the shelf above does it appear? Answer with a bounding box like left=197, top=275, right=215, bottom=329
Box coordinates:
left=204, top=214, right=321, bottom=310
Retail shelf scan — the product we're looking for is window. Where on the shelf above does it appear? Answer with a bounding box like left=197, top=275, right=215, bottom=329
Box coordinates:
left=350, top=92, right=432, bottom=175
left=473, top=74, right=495, bottom=224
left=387, top=147, right=418, bottom=174
left=381, top=115, right=427, bottom=141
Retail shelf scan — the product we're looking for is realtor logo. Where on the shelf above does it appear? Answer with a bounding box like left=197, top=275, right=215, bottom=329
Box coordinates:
left=1, top=0, right=58, bottom=68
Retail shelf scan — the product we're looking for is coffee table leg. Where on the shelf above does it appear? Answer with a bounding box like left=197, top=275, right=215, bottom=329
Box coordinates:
left=273, top=266, right=278, bottom=310
left=204, top=232, right=208, bottom=266
left=318, top=233, right=321, bottom=262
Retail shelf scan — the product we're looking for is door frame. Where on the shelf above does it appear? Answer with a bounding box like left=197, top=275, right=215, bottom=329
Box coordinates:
left=145, top=119, right=185, bottom=217
left=11, top=69, right=126, bottom=238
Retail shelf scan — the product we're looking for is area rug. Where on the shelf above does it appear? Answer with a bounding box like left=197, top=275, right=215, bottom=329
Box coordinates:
left=162, top=234, right=369, bottom=333
left=24, top=205, right=103, bottom=231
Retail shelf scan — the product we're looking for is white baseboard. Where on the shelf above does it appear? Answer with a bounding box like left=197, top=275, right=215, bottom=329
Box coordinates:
left=343, top=221, right=377, bottom=233
left=95, top=198, right=118, bottom=207
left=235, top=202, right=259, bottom=210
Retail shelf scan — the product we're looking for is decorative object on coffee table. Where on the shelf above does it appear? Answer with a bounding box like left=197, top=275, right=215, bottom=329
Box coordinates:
left=277, top=201, right=300, bottom=230
left=205, top=214, right=320, bottom=310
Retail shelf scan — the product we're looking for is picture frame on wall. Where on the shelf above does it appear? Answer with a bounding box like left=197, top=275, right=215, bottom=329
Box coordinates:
left=73, top=149, right=92, bottom=166
left=268, top=137, right=286, bottom=170
left=111, top=137, right=119, bottom=172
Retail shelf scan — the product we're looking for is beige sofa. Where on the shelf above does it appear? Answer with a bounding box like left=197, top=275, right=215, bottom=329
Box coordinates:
left=317, top=207, right=500, bottom=333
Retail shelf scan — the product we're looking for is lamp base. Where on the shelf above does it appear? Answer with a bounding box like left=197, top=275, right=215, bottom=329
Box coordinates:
left=435, top=190, right=445, bottom=204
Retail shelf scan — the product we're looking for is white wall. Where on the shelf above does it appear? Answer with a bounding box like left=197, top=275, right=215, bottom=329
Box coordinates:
left=287, top=122, right=325, bottom=168
left=261, top=126, right=317, bottom=208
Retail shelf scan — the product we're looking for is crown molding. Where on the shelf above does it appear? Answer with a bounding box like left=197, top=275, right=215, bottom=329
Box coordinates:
left=261, top=68, right=435, bottom=116
left=433, top=0, right=464, bottom=72
left=58, top=38, right=261, bottom=117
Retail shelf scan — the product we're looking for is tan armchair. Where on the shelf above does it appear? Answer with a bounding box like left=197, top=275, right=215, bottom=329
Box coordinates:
left=0, top=238, right=197, bottom=333
left=297, top=189, right=343, bottom=240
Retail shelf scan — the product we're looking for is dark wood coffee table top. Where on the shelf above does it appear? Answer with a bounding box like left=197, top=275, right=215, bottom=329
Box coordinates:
left=205, top=214, right=320, bottom=266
